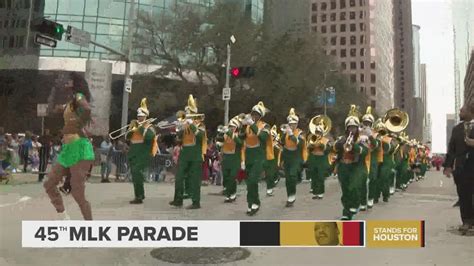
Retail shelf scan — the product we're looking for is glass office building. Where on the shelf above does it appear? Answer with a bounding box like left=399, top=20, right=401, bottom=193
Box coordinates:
left=40, top=0, right=215, bottom=60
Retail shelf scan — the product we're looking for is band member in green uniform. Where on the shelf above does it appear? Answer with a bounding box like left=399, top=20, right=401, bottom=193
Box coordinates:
left=281, top=108, right=307, bottom=207
left=376, top=126, right=397, bottom=203
left=240, top=101, right=274, bottom=216
left=216, top=115, right=243, bottom=202
left=333, top=105, right=369, bottom=220
left=170, top=95, right=206, bottom=209
left=127, top=98, right=158, bottom=204
left=306, top=115, right=332, bottom=199
left=264, top=125, right=282, bottom=196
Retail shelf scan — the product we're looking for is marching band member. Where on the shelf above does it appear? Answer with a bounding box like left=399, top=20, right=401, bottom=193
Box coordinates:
left=170, top=95, right=206, bottom=209
left=306, top=121, right=331, bottom=200
left=216, top=116, right=243, bottom=203
left=375, top=125, right=397, bottom=203
left=126, top=98, right=158, bottom=204
left=281, top=108, right=307, bottom=207
left=239, top=101, right=274, bottom=216
left=333, top=105, right=369, bottom=220
left=264, top=125, right=281, bottom=196
left=44, top=73, right=95, bottom=220
left=361, top=107, right=382, bottom=210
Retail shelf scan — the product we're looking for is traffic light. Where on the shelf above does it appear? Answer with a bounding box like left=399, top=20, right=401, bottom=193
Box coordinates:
left=33, top=19, right=65, bottom=41
left=230, top=67, right=255, bottom=78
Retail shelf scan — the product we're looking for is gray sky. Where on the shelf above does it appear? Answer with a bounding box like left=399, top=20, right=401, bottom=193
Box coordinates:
left=412, top=0, right=454, bottom=153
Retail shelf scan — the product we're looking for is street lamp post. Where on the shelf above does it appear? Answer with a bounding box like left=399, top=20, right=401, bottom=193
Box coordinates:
left=224, top=35, right=236, bottom=125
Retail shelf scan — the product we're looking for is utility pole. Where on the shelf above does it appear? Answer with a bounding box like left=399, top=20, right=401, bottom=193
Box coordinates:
left=224, top=43, right=231, bottom=125
left=121, top=0, right=136, bottom=134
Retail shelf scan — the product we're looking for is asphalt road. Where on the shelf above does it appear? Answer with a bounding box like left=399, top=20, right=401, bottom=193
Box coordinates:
left=0, top=170, right=472, bottom=266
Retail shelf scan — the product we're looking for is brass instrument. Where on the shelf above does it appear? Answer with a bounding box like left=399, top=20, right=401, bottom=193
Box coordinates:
left=383, top=108, right=409, bottom=133
left=280, top=124, right=290, bottom=132
left=217, top=125, right=229, bottom=134
left=109, top=117, right=157, bottom=140
left=343, top=131, right=355, bottom=152
left=271, top=125, right=283, bottom=150
left=307, top=115, right=332, bottom=145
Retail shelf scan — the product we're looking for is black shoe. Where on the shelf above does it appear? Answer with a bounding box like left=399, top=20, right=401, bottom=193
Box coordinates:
left=248, top=207, right=259, bottom=216
left=129, top=198, right=143, bottom=204
left=224, top=197, right=236, bottom=203
left=169, top=201, right=183, bottom=207
left=383, top=197, right=389, bottom=203
left=186, top=203, right=201, bottom=209
left=453, top=201, right=460, bottom=207
left=101, top=179, right=111, bottom=183
left=374, top=199, right=379, bottom=204
left=285, top=201, right=295, bottom=207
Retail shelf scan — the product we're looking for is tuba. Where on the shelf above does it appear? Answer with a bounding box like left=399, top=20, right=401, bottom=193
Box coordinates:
left=307, top=115, right=332, bottom=145
left=271, top=125, right=283, bottom=150
left=383, top=108, right=409, bottom=133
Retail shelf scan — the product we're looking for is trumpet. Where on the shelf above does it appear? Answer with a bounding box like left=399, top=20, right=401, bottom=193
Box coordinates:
left=280, top=124, right=290, bottom=132
left=307, top=133, right=322, bottom=146
left=343, top=131, right=355, bottom=152
left=109, top=117, right=157, bottom=140
left=217, top=125, right=230, bottom=134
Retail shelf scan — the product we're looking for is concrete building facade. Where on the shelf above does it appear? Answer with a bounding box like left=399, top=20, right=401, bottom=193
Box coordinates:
left=465, top=49, right=474, bottom=107
left=309, top=0, right=395, bottom=114
left=263, top=0, right=310, bottom=39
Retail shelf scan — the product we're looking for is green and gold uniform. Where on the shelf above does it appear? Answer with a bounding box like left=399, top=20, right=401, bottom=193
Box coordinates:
left=307, top=136, right=331, bottom=198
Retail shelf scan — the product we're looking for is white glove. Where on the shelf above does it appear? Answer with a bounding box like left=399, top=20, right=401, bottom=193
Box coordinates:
left=185, top=119, right=194, bottom=125
left=241, top=161, right=246, bottom=170
left=286, top=127, right=293, bottom=135
left=244, top=117, right=254, bottom=126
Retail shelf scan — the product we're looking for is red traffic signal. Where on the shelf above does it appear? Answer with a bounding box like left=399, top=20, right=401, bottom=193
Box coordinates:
left=230, top=67, right=255, bottom=78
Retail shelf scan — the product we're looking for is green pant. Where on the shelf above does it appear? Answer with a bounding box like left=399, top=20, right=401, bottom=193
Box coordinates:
left=284, top=160, right=299, bottom=197
left=174, top=160, right=202, bottom=205
left=420, top=163, right=427, bottom=177
left=222, top=156, right=239, bottom=197
left=307, top=154, right=329, bottom=195
left=359, top=169, right=369, bottom=206
left=338, top=163, right=361, bottom=218
left=129, top=158, right=148, bottom=200
left=245, top=159, right=263, bottom=208
left=264, top=159, right=278, bottom=190
left=377, top=162, right=393, bottom=200
left=368, top=163, right=379, bottom=200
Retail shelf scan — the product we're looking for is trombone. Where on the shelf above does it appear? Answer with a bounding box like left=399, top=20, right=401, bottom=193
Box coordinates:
left=109, top=117, right=157, bottom=140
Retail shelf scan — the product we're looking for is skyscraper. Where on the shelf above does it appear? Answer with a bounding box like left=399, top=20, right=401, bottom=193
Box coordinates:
left=309, top=0, right=395, bottom=113
left=264, top=0, right=310, bottom=39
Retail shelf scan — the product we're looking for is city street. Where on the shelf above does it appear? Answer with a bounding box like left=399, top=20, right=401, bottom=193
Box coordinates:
left=0, top=170, right=472, bottom=265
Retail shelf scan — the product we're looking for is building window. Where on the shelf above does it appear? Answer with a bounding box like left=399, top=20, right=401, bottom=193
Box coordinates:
left=350, top=23, right=356, bottom=32
left=350, top=35, right=356, bottom=45
left=341, top=49, right=347, bottom=57
left=401, top=104, right=405, bottom=108
left=16, top=35, right=24, bottom=48
left=340, top=12, right=346, bottom=20
left=359, top=23, right=365, bottom=31
left=321, top=26, right=327, bottom=33
left=350, top=48, right=356, bottom=57
left=9, top=36, right=14, bottom=48
left=312, top=15, right=317, bottom=23
left=322, top=14, right=327, bottom=22
left=340, top=36, right=346, bottom=45
left=350, top=0, right=356, bottom=7
left=350, top=61, right=357, bottom=69
left=312, top=3, right=318, bottom=11
left=350, top=74, right=357, bottom=83
left=350, top=11, right=356, bottom=20
left=340, top=0, right=346, bottom=8
left=371, top=87, right=376, bottom=95
left=340, top=24, right=346, bottom=32
left=360, top=11, right=364, bottom=19
left=331, top=13, right=337, bottom=21
left=312, top=26, right=318, bottom=32
left=371, top=100, right=376, bottom=109
left=331, top=0, right=337, bottom=9
left=330, top=49, right=337, bottom=56
left=360, top=61, right=365, bottom=69
left=331, top=25, right=337, bottom=32
left=371, top=62, right=375, bottom=69
left=331, top=36, right=337, bottom=45
left=360, top=86, right=365, bottom=93
left=21, top=19, right=26, bottom=28
left=371, top=74, right=376, bottom=83
left=322, top=37, right=328, bottom=45
left=341, top=62, right=347, bottom=69
left=360, top=74, right=365, bottom=82
left=360, top=35, right=365, bottom=44
left=360, top=48, right=365, bottom=56
left=321, top=2, right=327, bottom=10
left=360, top=0, right=365, bottom=6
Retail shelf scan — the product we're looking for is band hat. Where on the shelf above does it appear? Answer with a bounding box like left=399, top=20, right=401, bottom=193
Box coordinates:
left=345, top=105, right=360, bottom=128
left=229, top=116, right=241, bottom=128
left=362, top=106, right=375, bottom=124
left=251, top=101, right=268, bottom=117
left=185, top=94, right=198, bottom=114
left=137, top=98, right=149, bottom=117
left=287, top=108, right=299, bottom=124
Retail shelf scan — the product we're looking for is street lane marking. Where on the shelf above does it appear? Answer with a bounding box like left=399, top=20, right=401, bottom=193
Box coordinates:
left=0, top=196, right=32, bottom=208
